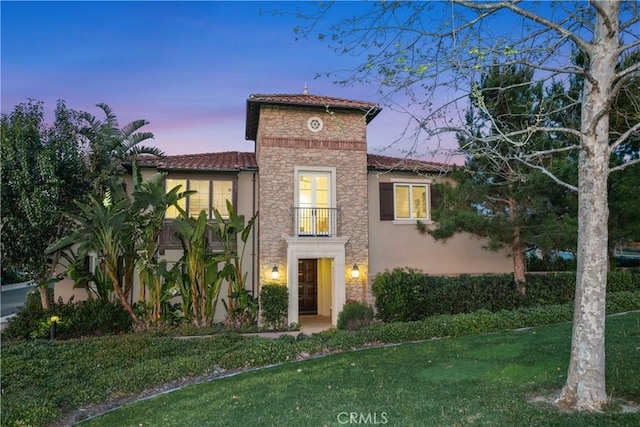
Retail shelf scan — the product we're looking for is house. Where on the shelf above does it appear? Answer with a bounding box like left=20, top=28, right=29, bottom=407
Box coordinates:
left=55, top=92, right=512, bottom=326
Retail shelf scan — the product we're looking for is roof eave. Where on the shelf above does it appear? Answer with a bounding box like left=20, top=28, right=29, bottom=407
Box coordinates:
left=245, top=97, right=381, bottom=141
left=158, top=166, right=258, bottom=173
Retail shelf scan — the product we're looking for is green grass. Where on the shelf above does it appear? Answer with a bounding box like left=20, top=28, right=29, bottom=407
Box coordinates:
left=2, top=310, right=639, bottom=426
left=80, top=313, right=640, bottom=427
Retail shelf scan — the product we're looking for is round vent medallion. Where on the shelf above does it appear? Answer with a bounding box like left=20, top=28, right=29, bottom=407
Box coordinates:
left=307, top=117, right=324, bottom=132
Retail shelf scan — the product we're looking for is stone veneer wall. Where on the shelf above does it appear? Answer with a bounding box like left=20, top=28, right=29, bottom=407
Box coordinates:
left=256, top=105, right=370, bottom=302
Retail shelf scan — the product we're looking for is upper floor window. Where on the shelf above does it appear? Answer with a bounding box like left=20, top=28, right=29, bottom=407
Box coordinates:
left=379, top=181, right=440, bottom=222
left=165, top=178, right=233, bottom=220
left=294, top=167, right=337, bottom=236
left=394, top=184, right=427, bottom=220
left=299, top=172, right=330, bottom=210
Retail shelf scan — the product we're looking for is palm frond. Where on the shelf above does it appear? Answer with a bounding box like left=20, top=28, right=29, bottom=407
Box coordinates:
left=128, top=145, right=164, bottom=157
left=120, top=120, right=150, bottom=138
left=95, top=103, right=118, bottom=129
left=123, top=131, right=156, bottom=149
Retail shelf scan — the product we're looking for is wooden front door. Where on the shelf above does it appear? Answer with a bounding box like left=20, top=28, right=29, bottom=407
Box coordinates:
left=298, top=259, right=318, bottom=314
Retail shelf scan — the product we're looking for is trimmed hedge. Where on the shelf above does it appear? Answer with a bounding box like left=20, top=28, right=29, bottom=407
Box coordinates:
left=260, top=283, right=289, bottom=330
left=331, top=291, right=640, bottom=345
left=372, top=267, right=640, bottom=323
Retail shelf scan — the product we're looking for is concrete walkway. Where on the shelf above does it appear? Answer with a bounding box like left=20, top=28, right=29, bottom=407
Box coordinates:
left=247, top=315, right=334, bottom=338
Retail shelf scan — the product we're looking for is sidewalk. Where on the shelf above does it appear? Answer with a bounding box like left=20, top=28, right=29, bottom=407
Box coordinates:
left=1, top=281, right=36, bottom=329
left=1, top=280, right=34, bottom=292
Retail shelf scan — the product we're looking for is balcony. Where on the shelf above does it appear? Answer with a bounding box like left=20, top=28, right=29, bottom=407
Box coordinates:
left=159, top=220, right=228, bottom=252
left=292, top=207, right=339, bottom=237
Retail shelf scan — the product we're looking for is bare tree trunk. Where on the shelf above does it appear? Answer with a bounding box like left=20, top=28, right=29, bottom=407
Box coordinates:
left=512, top=242, right=526, bottom=293
left=556, top=0, right=617, bottom=411
left=509, top=197, right=527, bottom=290
left=107, top=263, right=140, bottom=327
left=38, top=249, right=62, bottom=309
left=38, top=286, right=50, bottom=310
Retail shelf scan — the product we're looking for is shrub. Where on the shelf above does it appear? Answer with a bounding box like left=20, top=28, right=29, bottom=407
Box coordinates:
left=65, top=298, right=132, bottom=337
left=607, top=291, right=640, bottom=313
left=608, top=269, right=640, bottom=292
left=3, top=296, right=132, bottom=340
left=260, top=283, right=289, bottom=330
left=2, top=290, right=46, bottom=340
left=133, top=300, right=184, bottom=328
left=337, top=300, right=374, bottom=330
left=372, top=268, right=640, bottom=323
left=224, top=289, right=259, bottom=331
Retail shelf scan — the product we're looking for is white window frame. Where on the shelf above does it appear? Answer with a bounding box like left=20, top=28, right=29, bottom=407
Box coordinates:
left=390, top=178, right=433, bottom=224
left=294, top=166, right=337, bottom=235
left=294, top=166, right=336, bottom=209
left=165, top=178, right=234, bottom=220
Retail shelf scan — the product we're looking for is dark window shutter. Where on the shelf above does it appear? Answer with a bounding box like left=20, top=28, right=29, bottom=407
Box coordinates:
left=430, top=184, right=443, bottom=219
left=430, top=185, right=444, bottom=208
left=379, top=182, right=394, bottom=221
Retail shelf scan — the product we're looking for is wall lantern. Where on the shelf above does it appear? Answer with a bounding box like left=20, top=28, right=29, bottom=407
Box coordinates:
left=351, top=264, right=360, bottom=279
left=271, top=264, right=280, bottom=280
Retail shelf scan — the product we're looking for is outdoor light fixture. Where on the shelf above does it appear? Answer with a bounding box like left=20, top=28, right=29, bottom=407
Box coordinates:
left=271, top=264, right=279, bottom=280
left=50, top=315, right=60, bottom=340
left=351, top=264, right=360, bottom=279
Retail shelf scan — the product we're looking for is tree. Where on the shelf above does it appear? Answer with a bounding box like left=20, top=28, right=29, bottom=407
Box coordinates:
left=82, top=103, right=163, bottom=195
left=50, top=185, right=142, bottom=325
left=606, top=51, right=640, bottom=260
left=212, top=201, right=258, bottom=327
left=423, top=64, right=578, bottom=287
left=1, top=100, right=88, bottom=308
left=173, top=211, right=224, bottom=327
left=80, top=104, right=164, bottom=299
left=550, top=50, right=640, bottom=265
left=130, top=161, right=193, bottom=324
left=298, top=0, right=639, bottom=411
left=48, top=160, right=192, bottom=328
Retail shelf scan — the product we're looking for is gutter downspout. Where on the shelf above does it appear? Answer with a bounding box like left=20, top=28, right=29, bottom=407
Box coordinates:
left=251, top=171, right=257, bottom=296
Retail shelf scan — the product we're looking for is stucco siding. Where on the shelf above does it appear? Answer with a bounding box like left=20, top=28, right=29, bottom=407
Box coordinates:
left=368, top=172, right=513, bottom=278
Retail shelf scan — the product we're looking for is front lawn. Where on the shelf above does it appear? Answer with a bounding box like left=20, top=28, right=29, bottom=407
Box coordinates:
left=2, top=311, right=639, bottom=426
left=79, top=312, right=640, bottom=426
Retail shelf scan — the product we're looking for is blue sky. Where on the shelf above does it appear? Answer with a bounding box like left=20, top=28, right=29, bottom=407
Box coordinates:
left=2, top=1, right=428, bottom=158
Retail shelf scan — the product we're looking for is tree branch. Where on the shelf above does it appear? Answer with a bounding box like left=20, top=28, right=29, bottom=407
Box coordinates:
left=619, top=37, right=640, bottom=53
left=513, top=157, right=578, bottom=192
left=610, top=156, right=640, bottom=173
left=609, top=120, right=640, bottom=153
left=521, top=144, right=581, bottom=160
left=590, top=0, right=617, bottom=36
left=452, top=0, right=590, bottom=54
left=613, top=59, right=640, bottom=82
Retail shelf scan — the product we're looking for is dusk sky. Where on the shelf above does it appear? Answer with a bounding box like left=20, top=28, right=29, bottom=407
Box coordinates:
left=2, top=1, right=452, bottom=160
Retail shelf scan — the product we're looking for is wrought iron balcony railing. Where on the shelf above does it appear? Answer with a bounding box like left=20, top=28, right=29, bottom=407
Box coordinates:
left=292, top=207, right=339, bottom=237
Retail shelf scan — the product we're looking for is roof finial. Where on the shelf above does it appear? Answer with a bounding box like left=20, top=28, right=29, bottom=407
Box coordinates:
left=303, top=83, right=308, bottom=95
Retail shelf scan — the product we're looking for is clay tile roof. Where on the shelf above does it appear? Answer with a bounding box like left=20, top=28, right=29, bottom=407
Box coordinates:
left=246, top=93, right=381, bottom=141
left=135, top=152, right=257, bottom=171
left=367, top=154, right=451, bottom=174
left=136, top=151, right=450, bottom=174
left=249, top=93, right=378, bottom=110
